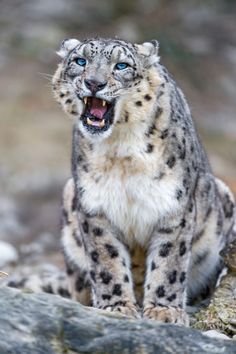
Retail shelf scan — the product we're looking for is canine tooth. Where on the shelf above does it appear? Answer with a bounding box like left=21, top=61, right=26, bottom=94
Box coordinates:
left=87, top=117, right=93, bottom=125
left=102, top=100, right=106, bottom=107
left=84, top=97, right=88, bottom=105
left=99, top=119, right=105, bottom=128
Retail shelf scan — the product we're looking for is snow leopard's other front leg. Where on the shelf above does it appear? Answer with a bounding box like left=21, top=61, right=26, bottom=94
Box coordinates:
left=61, top=178, right=91, bottom=305
left=81, top=213, right=139, bottom=318
left=143, top=207, right=195, bottom=325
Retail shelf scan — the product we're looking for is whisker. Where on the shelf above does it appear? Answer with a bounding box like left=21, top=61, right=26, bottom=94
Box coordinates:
left=45, top=83, right=55, bottom=89
left=38, top=72, right=71, bottom=85
left=38, top=72, right=54, bottom=80
left=109, top=89, right=136, bottom=98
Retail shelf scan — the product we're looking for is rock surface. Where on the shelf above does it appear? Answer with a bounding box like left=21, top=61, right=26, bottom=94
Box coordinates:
left=0, top=287, right=235, bottom=354
left=0, top=241, right=18, bottom=267
left=192, top=238, right=236, bottom=336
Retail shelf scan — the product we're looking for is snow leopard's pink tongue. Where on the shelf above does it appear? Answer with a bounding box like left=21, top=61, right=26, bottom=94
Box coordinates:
left=90, top=98, right=107, bottom=119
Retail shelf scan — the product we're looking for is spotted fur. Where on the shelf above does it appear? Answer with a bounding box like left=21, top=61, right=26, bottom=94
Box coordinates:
left=53, top=37, right=236, bottom=324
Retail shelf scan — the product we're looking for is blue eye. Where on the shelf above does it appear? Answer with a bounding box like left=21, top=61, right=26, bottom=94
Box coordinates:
left=115, top=62, right=129, bottom=70
left=76, top=58, right=86, bottom=66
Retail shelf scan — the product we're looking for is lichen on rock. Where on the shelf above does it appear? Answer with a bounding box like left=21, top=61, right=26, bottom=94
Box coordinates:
left=192, top=238, right=236, bottom=337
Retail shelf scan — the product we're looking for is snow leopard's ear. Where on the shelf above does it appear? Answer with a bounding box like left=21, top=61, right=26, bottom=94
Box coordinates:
left=135, top=40, right=160, bottom=62
left=57, top=39, right=81, bottom=58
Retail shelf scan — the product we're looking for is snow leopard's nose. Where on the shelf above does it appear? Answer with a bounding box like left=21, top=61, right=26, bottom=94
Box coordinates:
left=84, top=79, right=107, bottom=93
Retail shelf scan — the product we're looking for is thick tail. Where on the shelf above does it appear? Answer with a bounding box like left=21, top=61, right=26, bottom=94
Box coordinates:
left=1, top=265, right=72, bottom=299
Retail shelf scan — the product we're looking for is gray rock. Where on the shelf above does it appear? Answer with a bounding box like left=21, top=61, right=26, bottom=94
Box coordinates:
left=0, top=287, right=235, bottom=354
left=0, top=197, right=27, bottom=244
left=192, top=238, right=236, bottom=336
left=203, top=330, right=231, bottom=340
left=0, top=241, right=18, bottom=267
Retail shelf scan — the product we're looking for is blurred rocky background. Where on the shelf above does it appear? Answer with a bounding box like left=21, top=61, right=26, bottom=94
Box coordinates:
left=0, top=0, right=236, bottom=274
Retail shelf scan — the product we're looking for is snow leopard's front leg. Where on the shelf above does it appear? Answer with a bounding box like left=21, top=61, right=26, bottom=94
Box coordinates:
left=82, top=214, right=139, bottom=318
left=143, top=209, right=195, bottom=325
left=61, top=178, right=91, bottom=305
left=62, top=179, right=139, bottom=318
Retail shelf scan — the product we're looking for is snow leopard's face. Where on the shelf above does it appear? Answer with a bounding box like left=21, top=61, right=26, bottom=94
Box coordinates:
left=53, top=38, right=159, bottom=141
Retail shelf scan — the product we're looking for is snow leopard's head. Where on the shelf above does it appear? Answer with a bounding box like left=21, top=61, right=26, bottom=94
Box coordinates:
left=53, top=38, right=160, bottom=141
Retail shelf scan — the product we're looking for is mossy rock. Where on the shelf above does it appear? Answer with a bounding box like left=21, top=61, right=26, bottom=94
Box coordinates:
left=192, top=238, right=236, bottom=336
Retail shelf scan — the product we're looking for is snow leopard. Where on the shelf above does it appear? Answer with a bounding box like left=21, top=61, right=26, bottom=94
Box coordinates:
left=52, top=37, right=235, bottom=325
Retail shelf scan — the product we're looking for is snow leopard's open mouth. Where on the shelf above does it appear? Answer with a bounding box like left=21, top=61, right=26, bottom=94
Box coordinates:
left=81, top=96, right=115, bottom=133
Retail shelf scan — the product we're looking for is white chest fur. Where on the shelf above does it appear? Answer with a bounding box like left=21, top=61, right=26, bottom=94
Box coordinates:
left=80, top=140, right=181, bottom=246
